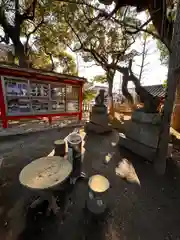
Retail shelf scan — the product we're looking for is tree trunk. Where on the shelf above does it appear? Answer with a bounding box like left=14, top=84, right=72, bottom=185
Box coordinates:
left=171, top=83, right=180, bottom=131
left=107, top=69, right=115, bottom=117
left=14, top=41, right=28, bottom=67
left=3, top=24, right=28, bottom=68
left=148, top=2, right=172, bottom=48
left=154, top=2, right=180, bottom=175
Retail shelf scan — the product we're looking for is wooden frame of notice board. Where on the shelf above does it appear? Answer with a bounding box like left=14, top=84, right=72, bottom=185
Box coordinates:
left=0, top=65, right=86, bottom=128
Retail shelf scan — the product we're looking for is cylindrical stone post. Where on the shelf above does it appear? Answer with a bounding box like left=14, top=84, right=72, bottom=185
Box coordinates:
left=54, top=139, right=66, bottom=157
left=86, top=175, right=110, bottom=215
left=66, top=133, right=82, bottom=178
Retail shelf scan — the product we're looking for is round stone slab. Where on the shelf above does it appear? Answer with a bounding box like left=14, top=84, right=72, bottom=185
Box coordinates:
left=19, top=156, right=72, bottom=191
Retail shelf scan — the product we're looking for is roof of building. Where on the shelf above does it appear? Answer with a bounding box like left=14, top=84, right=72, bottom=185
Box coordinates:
left=0, top=64, right=87, bottom=83
left=143, top=84, right=165, bottom=98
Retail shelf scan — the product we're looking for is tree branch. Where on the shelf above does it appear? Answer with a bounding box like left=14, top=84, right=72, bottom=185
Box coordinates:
left=44, top=46, right=55, bottom=71
left=64, top=15, right=108, bottom=68
left=24, top=18, right=44, bottom=55
left=0, top=34, right=9, bottom=44
left=65, top=18, right=84, bottom=48
left=125, top=17, right=153, bottom=35
left=19, top=0, right=37, bottom=24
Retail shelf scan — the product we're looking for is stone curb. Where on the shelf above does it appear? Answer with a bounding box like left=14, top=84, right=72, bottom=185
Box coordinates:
left=0, top=122, right=84, bottom=142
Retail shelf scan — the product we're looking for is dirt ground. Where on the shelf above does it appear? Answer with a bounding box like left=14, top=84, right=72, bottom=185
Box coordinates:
left=0, top=127, right=180, bottom=240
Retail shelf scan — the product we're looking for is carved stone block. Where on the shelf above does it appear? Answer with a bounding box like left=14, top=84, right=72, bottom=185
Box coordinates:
left=132, top=111, right=161, bottom=125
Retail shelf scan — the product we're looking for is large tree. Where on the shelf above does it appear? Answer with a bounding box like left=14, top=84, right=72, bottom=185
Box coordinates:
left=97, top=0, right=175, bottom=48
left=0, top=0, right=78, bottom=75
left=56, top=3, right=140, bottom=115
left=97, top=0, right=180, bottom=174
left=0, top=0, right=48, bottom=66
left=154, top=1, right=180, bottom=174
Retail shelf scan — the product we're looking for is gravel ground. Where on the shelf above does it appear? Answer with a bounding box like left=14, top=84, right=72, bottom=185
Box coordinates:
left=0, top=127, right=74, bottom=240
left=0, top=128, right=180, bottom=240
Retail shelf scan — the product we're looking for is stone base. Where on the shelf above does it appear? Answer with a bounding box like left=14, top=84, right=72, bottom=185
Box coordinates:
left=90, top=113, right=109, bottom=127
left=92, top=105, right=107, bottom=114
left=119, top=133, right=156, bottom=162
left=85, top=122, right=112, bottom=134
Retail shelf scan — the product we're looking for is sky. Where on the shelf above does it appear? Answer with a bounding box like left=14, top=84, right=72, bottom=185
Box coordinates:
left=75, top=12, right=168, bottom=91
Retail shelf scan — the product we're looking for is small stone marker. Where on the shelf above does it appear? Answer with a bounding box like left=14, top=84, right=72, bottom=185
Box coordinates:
left=54, top=139, right=66, bottom=157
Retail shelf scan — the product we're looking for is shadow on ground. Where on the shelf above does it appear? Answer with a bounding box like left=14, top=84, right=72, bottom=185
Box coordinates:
left=0, top=127, right=74, bottom=240
left=1, top=128, right=180, bottom=240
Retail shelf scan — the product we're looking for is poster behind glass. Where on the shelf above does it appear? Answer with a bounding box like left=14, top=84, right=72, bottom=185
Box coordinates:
left=30, top=82, right=49, bottom=97
left=4, top=77, right=31, bottom=115
left=30, top=81, right=50, bottom=113
left=4, top=77, right=28, bottom=97
left=50, top=84, right=66, bottom=112
left=31, top=99, right=49, bottom=112
left=66, top=86, right=80, bottom=112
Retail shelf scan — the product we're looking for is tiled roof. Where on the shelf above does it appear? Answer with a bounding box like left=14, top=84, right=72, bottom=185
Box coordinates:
left=143, top=84, right=165, bottom=98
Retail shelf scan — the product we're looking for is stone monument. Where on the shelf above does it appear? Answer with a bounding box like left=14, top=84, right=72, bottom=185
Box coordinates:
left=119, top=111, right=161, bottom=161
left=118, top=61, right=163, bottom=162
left=85, top=89, right=111, bottom=134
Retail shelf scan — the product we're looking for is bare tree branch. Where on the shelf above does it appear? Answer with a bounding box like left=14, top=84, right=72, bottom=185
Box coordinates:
left=19, top=0, right=37, bottom=24
left=0, top=34, right=9, bottom=44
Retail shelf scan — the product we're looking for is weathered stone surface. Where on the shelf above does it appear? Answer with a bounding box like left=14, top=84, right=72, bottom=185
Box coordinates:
left=119, top=133, right=156, bottom=162
left=85, top=122, right=111, bottom=134
left=91, top=105, right=107, bottom=114
left=91, top=113, right=109, bottom=126
left=86, top=104, right=111, bottom=134
left=125, top=121, right=160, bottom=148
left=118, top=112, right=162, bottom=161
left=132, top=111, right=161, bottom=125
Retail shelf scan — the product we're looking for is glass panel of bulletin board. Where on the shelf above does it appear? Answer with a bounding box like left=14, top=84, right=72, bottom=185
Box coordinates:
left=4, top=77, right=31, bottom=115
left=66, top=85, right=80, bottom=112
left=30, top=81, right=50, bottom=113
left=50, top=83, right=66, bottom=112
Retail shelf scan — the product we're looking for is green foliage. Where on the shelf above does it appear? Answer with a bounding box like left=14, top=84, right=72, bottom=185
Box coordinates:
left=83, top=89, right=96, bottom=102
left=57, top=51, right=77, bottom=75
left=92, top=75, right=107, bottom=83
left=163, top=79, right=167, bottom=88
left=156, top=41, right=169, bottom=66
left=57, top=2, right=141, bottom=97
left=0, top=0, right=141, bottom=76
left=30, top=50, right=52, bottom=70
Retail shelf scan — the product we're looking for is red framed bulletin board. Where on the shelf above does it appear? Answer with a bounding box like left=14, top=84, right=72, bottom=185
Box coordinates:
left=0, top=65, right=86, bottom=128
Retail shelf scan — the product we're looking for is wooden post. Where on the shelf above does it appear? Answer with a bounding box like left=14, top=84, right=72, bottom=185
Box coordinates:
left=48, top=116, right=52, bottom=125
left=79, top=84, right=83, bottom=120
left=0, top=78, right=7, bottom=128
left=154, top=3, right=180, bottom=175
